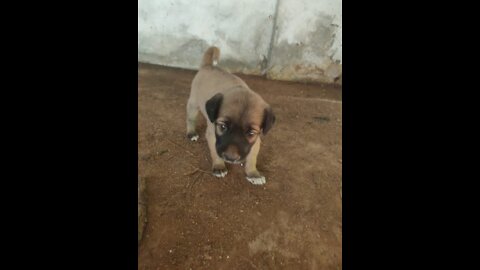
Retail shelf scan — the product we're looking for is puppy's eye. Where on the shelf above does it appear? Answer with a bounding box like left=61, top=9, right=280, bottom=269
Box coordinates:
left=247, top=130, right=257, bottom=137
left=218, top=123, right=227, bottom=132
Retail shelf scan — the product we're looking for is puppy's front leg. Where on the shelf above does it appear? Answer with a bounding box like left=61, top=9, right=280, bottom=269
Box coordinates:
left=206, top=123, right=228, bottom=177
left=245, top=138, right=266, bottom=185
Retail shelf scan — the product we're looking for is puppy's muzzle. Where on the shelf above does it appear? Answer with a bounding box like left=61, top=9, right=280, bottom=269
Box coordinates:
left=222, top=152, right=242, bottom=164
left=221, top=145, right=244, bottom=164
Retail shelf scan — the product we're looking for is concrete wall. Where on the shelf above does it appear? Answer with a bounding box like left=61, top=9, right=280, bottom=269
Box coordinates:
left=268, top=0, right=342, bottom=83
left=138, top=0, right=342, bottom=83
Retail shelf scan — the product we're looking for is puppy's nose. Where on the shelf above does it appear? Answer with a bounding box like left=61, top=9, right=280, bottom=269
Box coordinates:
left=223, top=152, right=240, bottom=161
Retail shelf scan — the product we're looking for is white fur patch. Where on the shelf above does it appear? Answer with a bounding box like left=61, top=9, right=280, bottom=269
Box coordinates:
left=190, top=135, right=199, bottom=142
left=246, top=176, right=266, bottom=185
left=224, top=159, right=242, bottom=165
left=213, top=170, right=228, bottom=178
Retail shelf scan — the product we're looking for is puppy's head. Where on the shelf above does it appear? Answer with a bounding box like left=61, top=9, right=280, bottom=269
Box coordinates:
left=206, top=92, right=275, bottom=163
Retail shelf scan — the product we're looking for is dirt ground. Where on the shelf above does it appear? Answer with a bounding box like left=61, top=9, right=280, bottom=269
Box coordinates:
left=138, top=63, right=342, bottom=270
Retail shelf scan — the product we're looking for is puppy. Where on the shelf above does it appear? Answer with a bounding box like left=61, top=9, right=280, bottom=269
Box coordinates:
left=186, top=46, right=275, bottom=185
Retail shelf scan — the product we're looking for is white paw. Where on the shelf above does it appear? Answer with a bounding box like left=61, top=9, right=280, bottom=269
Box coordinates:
left=190, top=135, right=199, bottom=142
left=246, top=176, right=266, bottom=185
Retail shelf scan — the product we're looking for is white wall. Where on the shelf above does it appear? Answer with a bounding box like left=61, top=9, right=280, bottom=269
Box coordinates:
left=268, top=0, right=342, bottom=82
left=138, top=0, right=276, bottom=75
left=138, top=0, right=342, bottom=83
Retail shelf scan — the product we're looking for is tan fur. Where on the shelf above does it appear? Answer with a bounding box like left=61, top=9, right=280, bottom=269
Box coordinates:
left=201, top=46, right=220, bottom=67
left=245, top=138, right=261, bottom=177
left=187, top=46, right=272, bottom=184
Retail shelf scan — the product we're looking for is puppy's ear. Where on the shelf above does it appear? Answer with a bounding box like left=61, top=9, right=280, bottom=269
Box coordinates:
left=261, top=106, right=276, bottom=135
left=205, top=93, right=223, bottom=123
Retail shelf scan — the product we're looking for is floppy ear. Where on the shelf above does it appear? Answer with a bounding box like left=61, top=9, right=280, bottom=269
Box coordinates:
left=205, top=93, right=223, bottom=123
left=261, top=106, right=276, bottom=135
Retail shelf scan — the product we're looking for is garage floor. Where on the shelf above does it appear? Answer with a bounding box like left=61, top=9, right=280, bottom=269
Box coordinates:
left=138, top=63, right=342, bottom=270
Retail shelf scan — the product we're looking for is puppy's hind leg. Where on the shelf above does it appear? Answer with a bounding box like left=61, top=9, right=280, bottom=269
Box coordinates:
left=186, top=99, right=199, bottom=142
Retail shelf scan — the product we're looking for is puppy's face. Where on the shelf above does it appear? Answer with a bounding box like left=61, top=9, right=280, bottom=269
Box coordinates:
left=206, top=93, right=275, bottom=163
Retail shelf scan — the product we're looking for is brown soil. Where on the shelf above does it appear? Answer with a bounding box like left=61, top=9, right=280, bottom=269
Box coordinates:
left=138, top=63, right=342, bottom=270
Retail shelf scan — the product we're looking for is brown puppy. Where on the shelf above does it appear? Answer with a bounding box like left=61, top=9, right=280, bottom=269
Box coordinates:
left=186, top=46, right=275, bottom=185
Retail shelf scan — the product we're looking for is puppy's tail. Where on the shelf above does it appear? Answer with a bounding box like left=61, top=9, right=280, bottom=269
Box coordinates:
left=201, top=46, right=220, bottom=68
